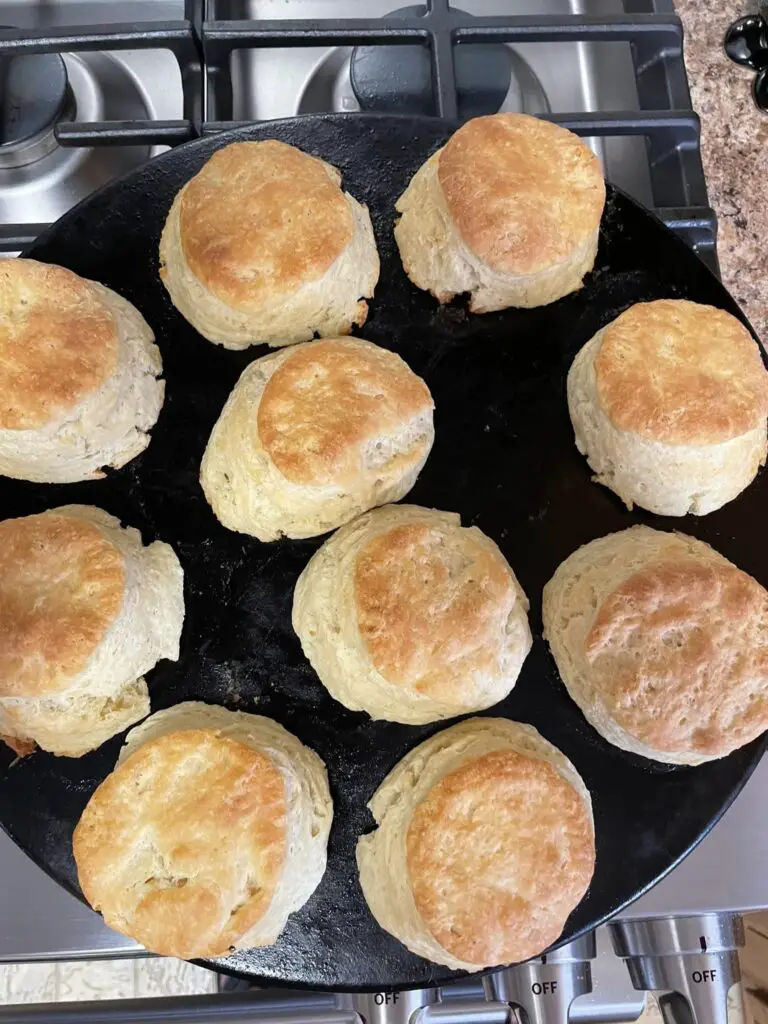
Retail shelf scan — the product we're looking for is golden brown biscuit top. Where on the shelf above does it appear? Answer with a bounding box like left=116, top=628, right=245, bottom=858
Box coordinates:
left=595, top=299, right=768, bottom=444
left=0, top=259, right=119, bottom=430
left=585, top=556, right=768, bottom=758
left=258, top=339, right=433, bottom=486
left=354, top=521, right=514, bottom=698
left=73, top=729, right=287, bottom=960
left=407, top=750, right=595, bottom=965
left=178, top=140, right=354, bottom=311
left=437, top=113, right=605, bottom=276
left=0, top=512, right=125, bottom=700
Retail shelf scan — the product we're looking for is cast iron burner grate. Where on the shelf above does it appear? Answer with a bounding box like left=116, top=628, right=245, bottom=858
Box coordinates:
left=0, top=0, right=717, bottom=275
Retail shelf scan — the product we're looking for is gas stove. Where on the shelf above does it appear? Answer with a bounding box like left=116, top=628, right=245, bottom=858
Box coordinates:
left=0, top=0, right=716, bottom=268
left=0, top=2, right=762, bottom=1023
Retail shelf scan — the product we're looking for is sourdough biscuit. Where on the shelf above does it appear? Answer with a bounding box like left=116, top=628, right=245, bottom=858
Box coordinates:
left=543, top=525, right=768, bottom=764
left=394, top=113, right=605, bottom=312
left=159, top=140, right=379, bottom=348
left=567, top=299, right=768, bottom=515
left=293, top=504, right=531, bottom=724
left=0, top=505, right=183, bottom=758
left=357, top=717, right=594, bottom=969
left=0, top=259, right=163, bottom=483
left=73, top=702, right=332, bottom=959
left=200, top=338, right=434, bottom=541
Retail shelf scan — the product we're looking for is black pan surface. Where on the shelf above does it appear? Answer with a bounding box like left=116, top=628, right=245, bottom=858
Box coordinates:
left=0, top=114, right=766, bottom=992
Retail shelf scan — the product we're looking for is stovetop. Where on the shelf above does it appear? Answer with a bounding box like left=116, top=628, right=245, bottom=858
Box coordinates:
left=0, top=0, right=717, bottom=271
left=0, top=3, right=762, bottom=1018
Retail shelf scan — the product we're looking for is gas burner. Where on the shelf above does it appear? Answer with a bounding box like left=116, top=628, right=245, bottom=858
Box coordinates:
left=0, top=50, right=173, bottom=253
left=297, top=28, right=548, bottom=121
left=0, top=50, right=73, bottom=169
left=349, top=5, right=513, bottom=118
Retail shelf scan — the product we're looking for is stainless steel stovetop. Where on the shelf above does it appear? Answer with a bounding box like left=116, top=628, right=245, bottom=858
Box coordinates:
left=0, top=3, right=762, bottom=1022
left=0, top=0, right=716, bottom=264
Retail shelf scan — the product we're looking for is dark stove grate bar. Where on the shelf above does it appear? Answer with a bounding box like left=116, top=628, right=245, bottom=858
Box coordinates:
left=0, top=226, right=50, bottom=252
left=55, top=121, right=198, bottom=147
left=202, top=9, right=687, bottom=124
left=0, top=12, right=203, bottom=133
left=51, top=110, right=699, bottom=142
left=0, top=5, right=690, bottom=142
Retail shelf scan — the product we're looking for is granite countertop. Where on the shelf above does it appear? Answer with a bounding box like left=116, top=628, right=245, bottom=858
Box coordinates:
left=676, top=0, right=768, bottom=341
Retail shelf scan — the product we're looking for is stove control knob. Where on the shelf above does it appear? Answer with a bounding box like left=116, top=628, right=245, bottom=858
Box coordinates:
left=337, top=988, right=438, bottom=1024
left=609, top=914, right=744, bottom=1024
left=484, top=934, right=596, bottom=1024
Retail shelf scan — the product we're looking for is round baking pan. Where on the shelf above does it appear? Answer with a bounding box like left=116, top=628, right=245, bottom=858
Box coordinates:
left=0, top=113, right=765, bottom=992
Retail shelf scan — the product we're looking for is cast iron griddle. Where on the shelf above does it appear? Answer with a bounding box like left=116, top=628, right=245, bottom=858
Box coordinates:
left=0, top=114, right=765, bottom=992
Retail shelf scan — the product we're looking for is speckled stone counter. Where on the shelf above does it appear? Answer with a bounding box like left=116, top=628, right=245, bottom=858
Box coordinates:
left=676, top=0, right=768, bottom=341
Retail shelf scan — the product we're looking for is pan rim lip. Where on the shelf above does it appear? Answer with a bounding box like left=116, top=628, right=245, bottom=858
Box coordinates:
left=1, top=110, right=764, bottom=990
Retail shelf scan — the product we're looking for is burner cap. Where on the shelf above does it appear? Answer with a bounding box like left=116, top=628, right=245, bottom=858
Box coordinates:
left=350, top=5, right=512, bottom=118
left=0, top=51, right=68, bottom=149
